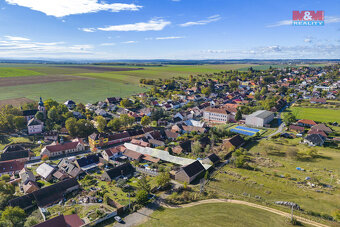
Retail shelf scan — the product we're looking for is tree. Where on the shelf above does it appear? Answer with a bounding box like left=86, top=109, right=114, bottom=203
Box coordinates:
left=191, top=141, right=202, bottom=155
left=1, top=175, right=10, bottom=182
left=0, top=181, right=15, bottom=194
left=136, top=189, right=148, bottom=205
left=13, top=116, right=25, bottom=130
left=41, top=155, right=49, bottom=161
left=1, top=206, right=26, bottom=226
left=229, top=81, right=238, bottom=90
left=282, top=112, right=296, bottom=125
left=65, top=117, right=77, bottom=137
left=140, top=116, right=151, bottom=126
left=260, top=87, right=267, bottom=96
left=120, top=114, right=130, bottom=128
left=120, top=99, right=132, bottom=108
left=95, top=116, right=107, bottom=133
left=24, top=216, right=39, bottom=227
left=0, top=220, right=13, bottom=227
left=76, top=119, right=94, bottom=138
left=235, top=109, right=242, bottom=121
left=155, top=172, right=170, bottom=188
left=107, top=118, right=121, bottom=131
left=35, top=112, right=44, bottom=121
left=47, top=106, right=58, bottom=122
left=201, top=86, right=212, bottom=96
left=137, top=175, right=151, bottom=193
left=254, top=92, right=261, bottom=100
left=44, top=99, right=59, bottom=111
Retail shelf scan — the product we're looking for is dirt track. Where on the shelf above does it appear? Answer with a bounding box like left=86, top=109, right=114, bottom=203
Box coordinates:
left=0, top=75, right=88, bottom=87
left=160, top=199, right=330, bottom=227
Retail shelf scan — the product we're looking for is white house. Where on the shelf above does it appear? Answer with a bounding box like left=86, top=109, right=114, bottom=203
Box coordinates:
left=41, top=139, right=85, bottom=158
left=27, top=118, right=43, bottom=135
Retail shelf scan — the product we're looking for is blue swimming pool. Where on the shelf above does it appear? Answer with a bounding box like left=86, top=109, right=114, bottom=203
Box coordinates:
left=235, top=126, right=260, bottom=132
left=230, top=128, right=255, bottom=136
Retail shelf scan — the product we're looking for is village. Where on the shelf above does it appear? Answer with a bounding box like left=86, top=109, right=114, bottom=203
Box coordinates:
left=0, top=64, right=339, bottom=226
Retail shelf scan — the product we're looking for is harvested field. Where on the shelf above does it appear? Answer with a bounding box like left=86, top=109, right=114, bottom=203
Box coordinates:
left=0, top=97, right=35, bottom=107
left=56, top=66, right=144, bottom=72
left=0, top=75, right=88, bottom=87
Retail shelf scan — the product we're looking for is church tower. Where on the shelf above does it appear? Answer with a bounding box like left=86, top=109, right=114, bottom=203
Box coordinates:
left=38, top=97, right=46, bottom=118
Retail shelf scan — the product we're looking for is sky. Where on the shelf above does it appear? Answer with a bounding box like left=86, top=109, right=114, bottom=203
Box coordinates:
left=0, top=0, right=339, bottom=60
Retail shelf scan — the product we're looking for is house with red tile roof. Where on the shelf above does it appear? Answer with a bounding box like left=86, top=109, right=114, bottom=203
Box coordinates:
left=0, top=160, right=25, bottom=176
left=40, top=139, right=85, bottom=158
left=297, top=119, right=317, bottom=127
left=33, top=214, right=84, bottom=227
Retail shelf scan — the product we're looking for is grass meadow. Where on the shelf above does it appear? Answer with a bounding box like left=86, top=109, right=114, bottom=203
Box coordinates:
left=207, top=138, right=340, bottom=225
left=289, top=107, right=340, bottom=123
left=139, top=203, right=303, bottom=227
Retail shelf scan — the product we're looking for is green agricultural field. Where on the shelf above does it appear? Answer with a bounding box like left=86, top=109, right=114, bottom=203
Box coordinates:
left=0, top=67, right=43, bottom=77
left=208, top=138, right=340, bottom=221
left=0, top=63, right=253, bottom=103
left=139, top=203, right=301, bottom=227
left=289, top=107, right=340, bottom=123
left=0, top=78, right=147, bottom=103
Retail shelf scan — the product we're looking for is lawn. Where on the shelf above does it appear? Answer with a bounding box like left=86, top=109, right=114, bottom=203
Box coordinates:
left=139, top=203, right=301, bottom=227
left=208, top=138, right=340, bottom=221
left=289, top=107, right=340, bottom=123
left=0, top=136, right=32, bottom=150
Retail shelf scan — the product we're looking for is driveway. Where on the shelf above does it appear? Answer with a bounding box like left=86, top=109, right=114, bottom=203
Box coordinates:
left=114, top=201, right=160, bottom=227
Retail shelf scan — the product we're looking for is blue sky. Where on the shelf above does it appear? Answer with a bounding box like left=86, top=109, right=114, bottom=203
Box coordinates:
left=0, top=0, right=339, bottom=59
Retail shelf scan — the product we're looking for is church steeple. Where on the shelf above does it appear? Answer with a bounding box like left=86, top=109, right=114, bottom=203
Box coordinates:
left=38, top=97, right=46, bottom=118
left=38, top=97, right=44, bottom=107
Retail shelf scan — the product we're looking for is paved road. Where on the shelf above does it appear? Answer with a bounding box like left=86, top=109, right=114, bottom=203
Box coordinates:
left=114, top=201, right=160, bottom=227
left=160, top=199, right=329, bottom=227
left=267, top=122, right=285, bottom=138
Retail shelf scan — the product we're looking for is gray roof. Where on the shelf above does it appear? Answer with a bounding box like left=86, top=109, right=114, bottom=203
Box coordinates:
left=248, top=110, right=274, bottom=119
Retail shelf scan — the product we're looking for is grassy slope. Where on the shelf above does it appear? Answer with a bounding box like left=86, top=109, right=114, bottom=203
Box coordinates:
left=139, top=203, right=301, bottom=227
left=289, top=107, right=340, bottom=123
left=208, top=138, right=340, bottom=217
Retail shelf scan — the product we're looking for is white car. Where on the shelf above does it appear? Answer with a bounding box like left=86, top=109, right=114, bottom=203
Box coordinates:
left=114, top=216, right=123, bottom=223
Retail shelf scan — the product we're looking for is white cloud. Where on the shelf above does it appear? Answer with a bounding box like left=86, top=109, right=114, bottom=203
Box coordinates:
left=267, top=16, right=340, bottom=27
left=4, top=35, right=30, bottom=41
left=266, top=20, right=292, bottom=27
left=93, top=19, right=171, bottom=32
left=80, top=28, right=96, bottom=33
left=180, top=15, right=221, bottom=27
left=5, top=0, right=142, bottom=17
left=122, top=41, right=138, bottom=44
left=100, top=43, right=116, bottom=46
left=304, top=38, right=312, bottom=43
left=0, top=35, right=94, bottom=58
left=325, top=16, right=340, bottom=23
left=155, top=36, right=184, bottom=40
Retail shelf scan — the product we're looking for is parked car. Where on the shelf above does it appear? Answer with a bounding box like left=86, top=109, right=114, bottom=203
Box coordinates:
left=114, top=216, right=122, bottom=223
